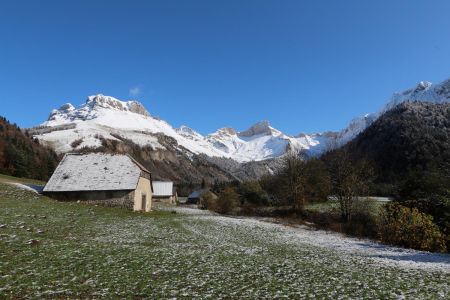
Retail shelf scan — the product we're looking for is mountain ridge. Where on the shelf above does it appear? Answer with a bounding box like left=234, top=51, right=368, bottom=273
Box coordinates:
left=32, top=77, right=450, bottom=164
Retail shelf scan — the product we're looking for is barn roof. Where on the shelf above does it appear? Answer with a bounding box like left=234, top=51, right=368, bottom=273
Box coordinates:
left=44, top=153, right=148, bottom=192
left=152, top=181, right=174, bottom=197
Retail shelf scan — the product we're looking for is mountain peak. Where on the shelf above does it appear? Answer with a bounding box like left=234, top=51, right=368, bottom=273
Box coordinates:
left=85, top=94, right=150, bottom=116
left=58, top=103, right=75, bottom=113
left=47, top=103, right=75, bottom=122
left=239, top=120, right=279, bottom=137
left=216, top=127, right=237, bottom=135
left=415, top=81, right=432, bottom=92
left=177, top=125, right=195, bottom=133
left=176, top=125, right=204, bottom=138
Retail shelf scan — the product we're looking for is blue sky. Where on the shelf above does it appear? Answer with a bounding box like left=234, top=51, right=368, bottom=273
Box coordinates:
left=1, top=0, right=449, bottom=135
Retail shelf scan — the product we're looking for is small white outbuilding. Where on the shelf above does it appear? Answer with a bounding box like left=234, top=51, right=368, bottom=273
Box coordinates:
left=152, top=181, right=177, bottom=204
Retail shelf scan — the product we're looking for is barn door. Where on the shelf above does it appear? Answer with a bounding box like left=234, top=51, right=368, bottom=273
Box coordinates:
left=141, top=194, right=147, bottom=211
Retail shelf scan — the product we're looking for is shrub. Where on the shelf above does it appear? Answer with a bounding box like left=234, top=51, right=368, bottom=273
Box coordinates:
left=198, top=191, right=217, bottom=210
left=237, top=181, right=269, bottom=206
left=213, top=187, right=239, bottom=214
left=70, top=138, right=83, bottom=148
left=398, top=192, right=450, bottom=250
left=378, top=202, right=447, bottom=252
left=344, top=211, right=378, bottom=238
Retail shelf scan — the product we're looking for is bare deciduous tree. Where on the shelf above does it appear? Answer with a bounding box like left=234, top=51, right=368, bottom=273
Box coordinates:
left=326, top=147, right=373, bottom=222
left=279, top=152, right=307, bottom=209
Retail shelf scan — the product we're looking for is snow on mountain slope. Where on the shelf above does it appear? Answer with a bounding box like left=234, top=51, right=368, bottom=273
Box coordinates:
left=38, top=95, right=225, bottom=157
left=36, top=95, right=324, bottom=162
left=336, top=78, right=450, bottom=144
left=337, top=114, right=378, bottom=145
left=382, top=79, right=450, bottom=114
left=33, top=77, right=450, bottom=163
left=204, top=77, right=450, bottom=160
left=206, top=121, right=288, bottom=162
left=205, top=121, right=328, bottom=162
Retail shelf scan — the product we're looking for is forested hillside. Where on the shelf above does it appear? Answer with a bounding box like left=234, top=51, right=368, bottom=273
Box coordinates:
left=321, top=102, right=450, bottom=249
left=0, top=116, right=59, bottom=180
left=331, top=101, right=450, bottom=195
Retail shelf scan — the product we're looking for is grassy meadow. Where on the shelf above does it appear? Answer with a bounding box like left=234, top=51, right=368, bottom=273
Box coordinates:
left=0, top=181, right=449, bottom=299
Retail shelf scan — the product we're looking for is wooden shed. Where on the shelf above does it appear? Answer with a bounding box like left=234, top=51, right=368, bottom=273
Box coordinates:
left=43, top=153, right=153, bottom=212
left=152, top=181, right=177, bottom=204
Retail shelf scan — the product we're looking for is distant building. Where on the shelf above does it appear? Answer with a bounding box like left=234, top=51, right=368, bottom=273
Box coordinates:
left=187, top=189, right=217, bottom=204
left=43, top=153, right=153, bottom=212
left=152, top=181, right=177, bottom=204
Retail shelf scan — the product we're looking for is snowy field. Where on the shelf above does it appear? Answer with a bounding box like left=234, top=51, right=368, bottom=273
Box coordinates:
left=1, top=183, right=449, bottom=299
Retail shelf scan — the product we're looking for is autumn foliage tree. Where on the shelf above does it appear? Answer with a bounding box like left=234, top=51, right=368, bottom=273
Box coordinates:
left=379, top=202, right=447, bottom=252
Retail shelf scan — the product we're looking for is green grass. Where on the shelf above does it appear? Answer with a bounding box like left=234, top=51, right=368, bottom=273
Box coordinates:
left=0, top=173, right=46, bottom=185
left=0, top=183, right=449, bottom=299
left=305, top=201, right=337, bottom=213
left=306, top=199, right=385, bottom=215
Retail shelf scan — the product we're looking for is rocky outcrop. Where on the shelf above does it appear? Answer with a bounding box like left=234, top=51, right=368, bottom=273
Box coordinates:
left=238, top=120, right=277, bottom=137
left=127, top=101, right=150, bottom=116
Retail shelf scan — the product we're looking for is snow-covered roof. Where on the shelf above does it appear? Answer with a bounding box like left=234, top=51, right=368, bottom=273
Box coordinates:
left=152, top=181, right=174, bottom=197
left=44, top=153, right=148, bottom=192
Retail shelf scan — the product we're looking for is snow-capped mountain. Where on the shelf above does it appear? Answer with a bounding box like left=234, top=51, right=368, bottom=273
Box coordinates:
left=38, top=94, right=226, bottom=157
left=32, top=77, right=450, bottom=163
left=35, top=95, right=327, bottom=162
left=204, top=121, right=332, bottom=162
left=336, top=78, right=450, bottom=144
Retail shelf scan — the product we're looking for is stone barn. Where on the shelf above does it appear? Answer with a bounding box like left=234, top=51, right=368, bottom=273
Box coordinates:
left=43, top=153, right=153, bottom=212
left=152, top=181, right=177, bottom=204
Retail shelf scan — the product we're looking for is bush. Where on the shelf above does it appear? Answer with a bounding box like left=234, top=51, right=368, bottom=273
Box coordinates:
left=213, top=187, right=239, bottom=214
left=378, top=202, right=447, bottom=252
left=237, top=181, right=269, bottom=206
left=198, top=191, right=217, bottom=210
left=303, top=199, right=379, bottom=238
left=344, top=212, right=378, bottom=238
left=398, top=192, right=450, bottom=250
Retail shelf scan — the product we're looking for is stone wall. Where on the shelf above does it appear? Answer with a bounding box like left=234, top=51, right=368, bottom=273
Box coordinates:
left=153, top=196, right=175, bottom=205
left=44, top=190, right=135, bottom=210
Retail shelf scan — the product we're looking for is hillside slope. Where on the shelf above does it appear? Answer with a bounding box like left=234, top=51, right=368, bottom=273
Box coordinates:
left=328, top=102, right=450, bottom=191
left=0, top=116, right=59, bottom=180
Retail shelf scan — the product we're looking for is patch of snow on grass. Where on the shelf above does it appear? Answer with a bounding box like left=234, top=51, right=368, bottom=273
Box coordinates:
left=8, top=183, right=41, bottom=194
left=167, top=206, right=450, bottom=272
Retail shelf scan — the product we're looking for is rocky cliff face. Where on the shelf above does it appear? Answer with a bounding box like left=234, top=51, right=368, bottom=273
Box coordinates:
left=238, top=120, right=279, bottom=137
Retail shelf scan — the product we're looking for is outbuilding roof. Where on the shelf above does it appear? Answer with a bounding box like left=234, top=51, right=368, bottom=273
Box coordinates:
left=188, top=189, right=216, bottom=199
left=152, top=181, right=174, bottom=197
left=44, top=153, right=148, bottom=192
